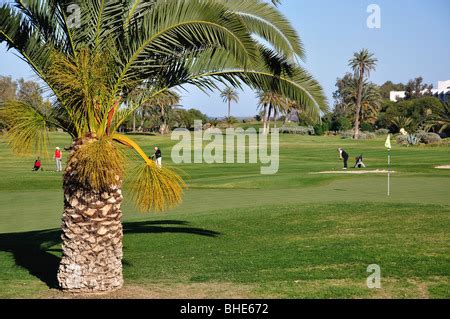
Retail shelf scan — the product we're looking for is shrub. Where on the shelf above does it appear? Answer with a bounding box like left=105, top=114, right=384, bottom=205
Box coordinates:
left=339, top=131, right=376, bottom=140
left=313, top=122, right=330, bottom=136
left=360, top=122, right=374, bottom=132
left=416, top=131, right=442, bottom=144
left=280, top=126, right=314, bottom=135
left=396, top=134, right=419, bottom=146
left=360, top=132, right=376, bottom=140
left=375, top=129, right=390, bottom=135
left=339, top=131, right=354, bottom=139
left=397, top=132, right=441, bottom=146
left=335, top=117, right=352, bottom=131
left=396, top=134, right=407, bottom=145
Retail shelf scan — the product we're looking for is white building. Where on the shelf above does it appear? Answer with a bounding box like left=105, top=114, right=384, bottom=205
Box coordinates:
left=437, top=80, right=450, bottom=92
left=390, top=91, right=406, bottom=101
left=390, top=79, right=450, bottom=102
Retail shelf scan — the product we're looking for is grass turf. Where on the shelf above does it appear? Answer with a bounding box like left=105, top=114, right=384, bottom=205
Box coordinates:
left=0, top=133, right=449, bottom=298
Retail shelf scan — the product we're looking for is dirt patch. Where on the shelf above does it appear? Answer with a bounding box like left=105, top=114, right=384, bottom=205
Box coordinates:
left=312, top=170, right=396, bottom=175
left=435, top=165, right=450, bottom=169
left=46, top=282, right=256, bottom=299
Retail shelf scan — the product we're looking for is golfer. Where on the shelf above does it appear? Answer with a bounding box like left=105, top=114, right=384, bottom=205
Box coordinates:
left=338, top=148, right=349, bottom=170
left=32, top=157, right=42, bottom=171
left=54, top=147, right=63, bottom=172
left=354, top=155, right=366, bottom=168
left=152, top=147, right=162, bottom=168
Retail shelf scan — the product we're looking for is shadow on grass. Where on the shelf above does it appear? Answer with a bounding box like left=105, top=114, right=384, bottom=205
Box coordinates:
left=0, top=220, right=220, bottom=290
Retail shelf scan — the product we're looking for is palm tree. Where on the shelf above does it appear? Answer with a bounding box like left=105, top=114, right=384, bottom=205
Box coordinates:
left=391, top=116, right=414, bottom=132
left=342, top=77, right=382, bottom=125
left=257, top=91, right=287, bottom=134
left=221, top=87, right=239, bottom=119
left=135, top=89, right=180, bottom=134
left=426, top=101, right=450, bottom=133
left=0, top=0, right=327, bottom=293
left=348, top=49, right=377, bottom=139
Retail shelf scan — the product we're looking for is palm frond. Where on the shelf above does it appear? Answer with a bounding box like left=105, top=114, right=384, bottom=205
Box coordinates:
left=0, top=99, right=51, bottom=156
left=112, top=133, right=185, bottom=212
left=184, top=48, right=327, bottom=122
left=219, top=0, right=304, bottom=60
left=71, top=137, right=125, bottom=191
left=112, top=0, right=258, bottom=95
left=128, top=163, right=185, bottom=212
left=46, top=47, right=117, bottom=137
left=425, top=101, right=450, bottom=133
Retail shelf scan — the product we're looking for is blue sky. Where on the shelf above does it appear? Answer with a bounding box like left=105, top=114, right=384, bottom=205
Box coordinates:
left=1, top=0, right=449, bottom=117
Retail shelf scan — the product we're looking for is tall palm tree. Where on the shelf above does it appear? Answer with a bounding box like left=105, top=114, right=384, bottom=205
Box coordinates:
left=348, top=49, right=377, bottom=139
left=220, top=87, right=239, bottom=119
left=0, top=0, right=327, bottom=293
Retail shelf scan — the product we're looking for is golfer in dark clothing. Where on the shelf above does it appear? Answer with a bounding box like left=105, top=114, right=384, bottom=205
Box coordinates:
left=151, top=147, right=162, bottom=168
left=338, top=148, right=349, bottom=170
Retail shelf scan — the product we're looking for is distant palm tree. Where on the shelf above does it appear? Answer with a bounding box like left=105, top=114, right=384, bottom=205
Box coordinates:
left=391, top=116, right=413, bottom=132
left=143, top=90, right=180, bottom=134
left=221, top=87, right=239, bottom=119
left=348, top=49, right=377, bottom=139
left=257, top=91, right=287, bottom=134
left=426, top=101, right=450, bottom=133
left=343, top=78, right=382, bottom=125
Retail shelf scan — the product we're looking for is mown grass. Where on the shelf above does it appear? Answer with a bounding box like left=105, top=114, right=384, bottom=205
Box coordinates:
left=0, top=132, right=449, bottom=298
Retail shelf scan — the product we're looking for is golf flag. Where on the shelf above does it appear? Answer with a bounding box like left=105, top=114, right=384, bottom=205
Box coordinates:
left=385, top=134, right=392, bottom=196
left=385, top=134, right=392, bottom=150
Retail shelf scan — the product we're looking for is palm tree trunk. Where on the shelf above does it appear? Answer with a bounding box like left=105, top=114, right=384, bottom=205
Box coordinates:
left=262, top=105, right=268, bottom=134
left=132, top=111, right=136, bottom=133
left=274, top=109, right=278, bottom=129
left=228, top=100, right=231, bottom=118
left=140, top=118, right=145, bottom=132
left=160, top=121, right=168, bottom=135
left=267, top=104, right=273, bottom=133
left=354, top=69, right=364, bottom=139
left=57, top=138, right=124, bottom=293
left=160, top=107, right=168, bottom=135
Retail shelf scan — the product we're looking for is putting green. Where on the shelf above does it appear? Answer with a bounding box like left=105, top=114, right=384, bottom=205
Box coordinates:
left=312, top=170, right=395, bottom=174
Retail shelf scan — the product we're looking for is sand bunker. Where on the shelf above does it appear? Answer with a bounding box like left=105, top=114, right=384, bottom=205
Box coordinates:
left=312, top=170, right=395, bottom=175
left=435, top=165, right=450, bottom=169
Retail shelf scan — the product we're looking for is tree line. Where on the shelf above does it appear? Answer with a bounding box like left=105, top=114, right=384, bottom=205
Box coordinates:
left=325, top=51, right=449, bottom=137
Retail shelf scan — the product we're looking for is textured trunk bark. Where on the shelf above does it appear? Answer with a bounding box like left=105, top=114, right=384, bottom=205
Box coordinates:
left=160, top=122, right=169, bottom=135
left=353, top=105, right=361, bottom=139
left=262, top=105, right=268, bottom=135
left=274, top=109, right=278, bottom=129
left=57, top=138, right=124, bottom=293
left=354, top=69, right=364, bottom=140
left=159, top=107, right=169, bottom=135
left=267, top=104, right=273, bottom=133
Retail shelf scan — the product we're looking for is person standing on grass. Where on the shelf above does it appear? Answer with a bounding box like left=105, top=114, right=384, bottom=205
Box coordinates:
left=54, top=147, right=63, bottom=172
left=151, top=147, right=162, bottom=168
left=338, top=148, right=349, bottom=170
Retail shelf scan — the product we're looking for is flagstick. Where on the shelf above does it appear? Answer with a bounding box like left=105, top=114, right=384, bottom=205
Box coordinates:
left=388, top=149, right=391, bottom=197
